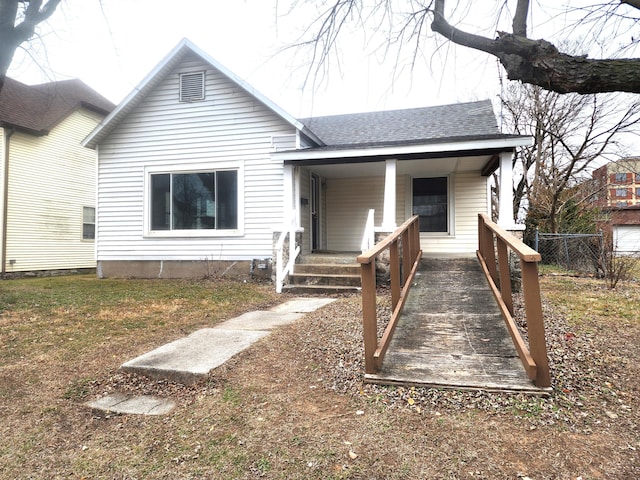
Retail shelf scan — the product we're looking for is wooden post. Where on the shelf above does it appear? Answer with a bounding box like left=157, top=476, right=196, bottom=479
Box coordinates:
left=520, top=260, right=551, bottom=387
left=401, top=229, right=411, bottom=284
left=360, top=259, right=378, bottom=374
left=390, top=239, right=401, bottom=310
left=496, top=237, right=513, bottom=315
left=481, top=222, right=498, bottom=283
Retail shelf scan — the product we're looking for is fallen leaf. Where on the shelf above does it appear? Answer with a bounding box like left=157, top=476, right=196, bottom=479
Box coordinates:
left=348, top=451, right=358, bottom=459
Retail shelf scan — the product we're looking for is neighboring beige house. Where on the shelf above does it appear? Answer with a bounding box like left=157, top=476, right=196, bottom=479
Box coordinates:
left=83, top=39, right=530, bottom=285
left=593, top=158, right=640, bottom=255
left=0, top=78, right=114, bottom=275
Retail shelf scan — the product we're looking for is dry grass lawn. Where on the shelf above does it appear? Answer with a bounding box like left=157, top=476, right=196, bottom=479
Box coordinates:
left=0, top=273, right=638, bottom=479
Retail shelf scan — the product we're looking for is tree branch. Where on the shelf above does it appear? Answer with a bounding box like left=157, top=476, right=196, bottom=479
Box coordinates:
left=512, top=0, right=529, bottom=37
left=431, top=0, right=640, bottom=94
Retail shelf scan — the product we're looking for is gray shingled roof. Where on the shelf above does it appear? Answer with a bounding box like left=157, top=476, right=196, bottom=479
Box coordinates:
left=300, top=100, right=501, bottom=148
left=0, top=78, right=114, bottom=135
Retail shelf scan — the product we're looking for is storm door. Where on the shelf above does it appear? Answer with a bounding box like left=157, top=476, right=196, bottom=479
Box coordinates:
left=311, top=173, right=321, bottom=250
left=412, top=177, right=449, bottom=233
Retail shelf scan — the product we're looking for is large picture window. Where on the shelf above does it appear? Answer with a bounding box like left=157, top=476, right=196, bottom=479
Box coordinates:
left=150, top=170, right=238, bottom=231
left=413, top=177, right=449, bottom=233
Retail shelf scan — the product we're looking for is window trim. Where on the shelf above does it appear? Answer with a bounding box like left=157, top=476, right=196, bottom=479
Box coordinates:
left=144, top=162, right=244, bottom=238
left=411, top=175, right=454, bottom=236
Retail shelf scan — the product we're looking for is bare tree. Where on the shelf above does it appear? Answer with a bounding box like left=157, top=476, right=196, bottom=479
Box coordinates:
left=285, top=1, right=640, bottom=94
left=0, top=0, right=61, bottom=93
left=500, top=83, right=640, bottom=232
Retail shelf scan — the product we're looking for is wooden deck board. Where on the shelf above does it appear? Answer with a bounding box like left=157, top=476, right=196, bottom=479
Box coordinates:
left=366, top=257, right=548, bottom=394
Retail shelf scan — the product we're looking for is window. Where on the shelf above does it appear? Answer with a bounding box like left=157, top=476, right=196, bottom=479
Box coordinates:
left=412, top=177, right=448, bottom=233
left=82, top=207, right=95, bottom=240
left=179, top=72, right=205, bottom=102
left=150, top=170, right=237, bottom=231
left=615, top=188, right=629, bottom=197
left=636, top=173, right=640, bottom=182
left=615, top=172, right=628, bottom=183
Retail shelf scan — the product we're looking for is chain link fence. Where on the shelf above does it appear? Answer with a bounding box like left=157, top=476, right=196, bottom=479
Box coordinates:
left=532, top=231, right=604, bottom=275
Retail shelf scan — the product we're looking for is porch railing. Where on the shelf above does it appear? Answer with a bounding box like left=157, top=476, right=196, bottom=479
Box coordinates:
left=357, top=215, right=422, bottom=374
left=360, top=209, right=375, bottom=253
left=477, top=213, right=551, bottom=388
left=275, top=210, right=300, bottom=294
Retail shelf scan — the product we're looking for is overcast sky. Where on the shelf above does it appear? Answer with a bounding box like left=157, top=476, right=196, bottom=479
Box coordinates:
left=7, top=0, right=509, bottom=119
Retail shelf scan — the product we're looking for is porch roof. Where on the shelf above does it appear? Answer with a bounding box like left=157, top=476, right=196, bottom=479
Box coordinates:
left=300, top=100, right=501, bottom=147
left=275, top=99, right=532, bottom=168
left=272, top=134, right=532, bottom=169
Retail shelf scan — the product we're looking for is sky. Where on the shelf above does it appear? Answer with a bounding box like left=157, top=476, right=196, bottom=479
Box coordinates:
left=7, top=0, right=506, bottom=119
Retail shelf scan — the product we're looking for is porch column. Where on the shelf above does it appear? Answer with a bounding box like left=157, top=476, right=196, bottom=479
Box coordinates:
left=382, top=159, right=397, bottom=230
left=294, top=166, right=301, bottom=227
left=497, top=151, right=517, bottom=229
left=283, top=163, right=295, bottom=223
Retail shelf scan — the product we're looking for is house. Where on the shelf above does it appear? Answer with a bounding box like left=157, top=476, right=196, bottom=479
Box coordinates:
left=0, top=78, right=114, bottom=275
left=83, top=38, right=531, bottom=284
left=593, top=158, right=640, bottom=255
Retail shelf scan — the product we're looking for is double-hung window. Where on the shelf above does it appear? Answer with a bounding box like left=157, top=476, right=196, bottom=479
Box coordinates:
left=82, top=207, right=95, bottom=240
left=150, top=170, right=238, bottom=232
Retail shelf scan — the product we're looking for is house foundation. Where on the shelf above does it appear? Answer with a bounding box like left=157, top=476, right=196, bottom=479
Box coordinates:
left=97, top=260, right=272, bottom=280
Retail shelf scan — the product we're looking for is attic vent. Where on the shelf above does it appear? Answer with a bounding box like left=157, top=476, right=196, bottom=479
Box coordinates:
left=179, top=72, right=205, bottom=102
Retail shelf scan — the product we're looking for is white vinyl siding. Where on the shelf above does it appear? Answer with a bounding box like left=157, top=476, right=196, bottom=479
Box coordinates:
left=421, top=172, right=487, bottom=255
left=4, top=109, right=103, bottom=271
left=326, top=175, right=406, bottom=251
left=96, top=55, right=296, bottom=261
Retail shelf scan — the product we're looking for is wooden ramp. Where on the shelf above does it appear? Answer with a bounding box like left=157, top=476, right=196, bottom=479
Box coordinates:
left=365, top=257, right=547, bottom=394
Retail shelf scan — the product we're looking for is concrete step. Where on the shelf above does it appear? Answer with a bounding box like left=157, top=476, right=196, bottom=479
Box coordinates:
left=282, top=284, right=361, bottom=295
left=289, top=272, right=361, bottom=287
left=297, top=252, right=359, bottom=265
left=295, top=263, right=361, bottom=275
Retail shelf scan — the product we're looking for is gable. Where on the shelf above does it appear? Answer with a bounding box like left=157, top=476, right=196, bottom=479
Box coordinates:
left=84, top=39, right=323, bottom=149
left=104, top=53, right=298, bottom=147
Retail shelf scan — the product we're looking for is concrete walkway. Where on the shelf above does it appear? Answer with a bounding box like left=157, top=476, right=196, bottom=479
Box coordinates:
left=86, top=297, right=335, bottom=415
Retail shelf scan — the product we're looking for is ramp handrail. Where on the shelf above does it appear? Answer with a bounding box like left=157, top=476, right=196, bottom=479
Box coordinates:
left=477, top=213, right=551, bottom=388
left=357, top=215, right=422, bottom=373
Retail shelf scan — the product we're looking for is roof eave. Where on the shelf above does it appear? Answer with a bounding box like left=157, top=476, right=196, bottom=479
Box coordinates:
left=273, top=135, right=534, bottom=162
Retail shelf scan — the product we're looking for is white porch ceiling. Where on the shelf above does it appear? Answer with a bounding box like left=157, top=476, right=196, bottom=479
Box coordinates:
left=303, top=155, right=492, bottom=178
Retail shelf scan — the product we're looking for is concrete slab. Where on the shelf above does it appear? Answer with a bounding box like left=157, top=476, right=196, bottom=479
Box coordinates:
left=121, top=328, right=269, bottom=384
left=217, top=311, right=304, bottom=331
left=119, top=297, right=336, bottom=386
left=86, top=393, right=176, bottom=415
left=270, top=297, right=335, bottom=313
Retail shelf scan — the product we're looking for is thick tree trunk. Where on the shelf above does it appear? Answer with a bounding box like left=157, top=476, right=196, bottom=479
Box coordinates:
left=431, top=0, right=640, bottom=94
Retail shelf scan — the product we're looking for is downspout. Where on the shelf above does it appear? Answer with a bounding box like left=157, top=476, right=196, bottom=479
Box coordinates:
left=1, top=127, right=14, bottom=276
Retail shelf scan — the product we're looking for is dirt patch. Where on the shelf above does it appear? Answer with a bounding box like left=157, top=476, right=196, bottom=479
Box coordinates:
left=0, top=275, right=638, bottom=479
